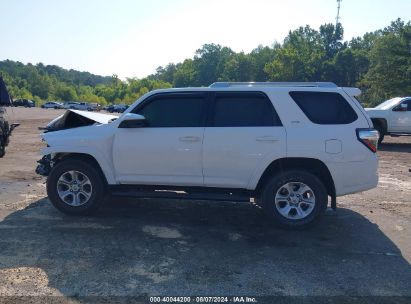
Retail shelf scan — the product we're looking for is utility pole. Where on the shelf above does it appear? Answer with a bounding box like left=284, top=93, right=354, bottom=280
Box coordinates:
left=336, top=0, right=342, bottom=27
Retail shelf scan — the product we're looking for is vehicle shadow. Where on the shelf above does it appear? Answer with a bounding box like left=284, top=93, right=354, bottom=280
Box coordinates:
left=379, top=142, right=411, bottom=153
left=0, top=197, right=410, bottom=299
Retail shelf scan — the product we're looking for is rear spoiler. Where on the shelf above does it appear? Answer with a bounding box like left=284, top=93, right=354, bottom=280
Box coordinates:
left=342, top=87, right=361, bottom=97
left=342, top=87, right=373, bottom=127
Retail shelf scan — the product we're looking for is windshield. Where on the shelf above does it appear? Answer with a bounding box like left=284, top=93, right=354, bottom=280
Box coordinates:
left=375, top=97, right=402, bottom=110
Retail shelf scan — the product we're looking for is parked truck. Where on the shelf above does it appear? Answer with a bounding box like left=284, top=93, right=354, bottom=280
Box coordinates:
left=365, top=97, right=411, bottom=143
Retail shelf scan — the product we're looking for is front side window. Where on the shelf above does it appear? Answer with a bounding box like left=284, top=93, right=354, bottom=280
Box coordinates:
left=402, top=100, right=411, bottom=111
left=135, top=94, right=207, bottom=127
left=213, top=92, right=282, bottom=127
left=289, top=91, right=358, bottom=124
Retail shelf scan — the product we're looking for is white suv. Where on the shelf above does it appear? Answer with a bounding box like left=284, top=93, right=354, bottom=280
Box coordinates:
left=36, top=82, right=379, bottom=228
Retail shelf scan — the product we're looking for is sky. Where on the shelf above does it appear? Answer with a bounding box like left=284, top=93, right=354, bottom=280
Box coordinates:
left=0, top=0, right=410, bottom=79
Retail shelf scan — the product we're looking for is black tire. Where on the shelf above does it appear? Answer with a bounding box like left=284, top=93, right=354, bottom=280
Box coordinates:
left=374, top=124, right=385, bottom=144
left=0, top=138, right=5, bottom=158
left=259, top=170, right=328, bottom=229
left=46, top=158, right=106, bottom=215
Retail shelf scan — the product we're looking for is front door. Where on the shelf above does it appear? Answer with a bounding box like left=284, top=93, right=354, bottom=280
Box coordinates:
left=390, top=99, right=411, bottom=133
left=113, top=92, right=208, bottom=186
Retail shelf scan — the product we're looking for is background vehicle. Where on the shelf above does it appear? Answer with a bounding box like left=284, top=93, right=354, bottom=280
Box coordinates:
left=0, top=76, right=18, bottom=157
left=89, top=103, right=101, bottom=111
left=103, top=104, right=115, bottom=112
left=13, top=99, right=35, bottom=107
left=365, top=97, right=411, bottom=143
left=41, top=101, right=64, bottom=109
left=37, top=82, right=379, bottom=229
left=63, top=101, right=94, bottom=111
left=0, top=108, right=10, bottom=157
left=105, top=104, right=128, bottom=113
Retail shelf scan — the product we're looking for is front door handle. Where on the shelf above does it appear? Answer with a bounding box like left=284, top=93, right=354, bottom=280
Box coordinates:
left=179, top=136, right=201, bottom=142
left=256, top=136, right=279, bottom=142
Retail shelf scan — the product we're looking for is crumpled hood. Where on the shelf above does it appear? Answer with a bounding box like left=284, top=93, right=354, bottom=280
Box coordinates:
left=44, top=109, right=118, bottom=132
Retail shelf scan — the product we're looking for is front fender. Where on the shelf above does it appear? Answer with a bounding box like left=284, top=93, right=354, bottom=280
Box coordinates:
left=42, top=145, right=116, bottom=184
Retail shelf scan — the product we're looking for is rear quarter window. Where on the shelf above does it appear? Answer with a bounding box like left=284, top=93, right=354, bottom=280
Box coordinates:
left=289, top=91, right=358, bottom=124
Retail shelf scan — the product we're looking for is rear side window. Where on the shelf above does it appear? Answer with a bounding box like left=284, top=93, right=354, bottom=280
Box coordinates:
left=136, top=94, right=207, bottom=127
left=213, top=92, right=282, bottom=127
left=289, top=91, right=358, bottom=124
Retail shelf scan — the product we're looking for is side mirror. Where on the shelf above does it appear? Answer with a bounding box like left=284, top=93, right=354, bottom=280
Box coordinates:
left=118, top=113, right=147, bottom=128
left=394, top=103, right=408, bottom=112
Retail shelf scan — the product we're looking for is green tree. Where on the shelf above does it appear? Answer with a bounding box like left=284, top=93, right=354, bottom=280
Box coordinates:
left=193, top=44, right=234, bottom=85
left=361, top=19, right=411, bottom=105
left=222, top=52, right=255, bottom=81
left=55, top=84, right=78, bottom=101
left=173, top=59, right=197, bottom=87
left=322, top=48, right=369, bottom=86
left=265, top=26, right=325, bottom=81
left=250, top=45, right=278, bottom=81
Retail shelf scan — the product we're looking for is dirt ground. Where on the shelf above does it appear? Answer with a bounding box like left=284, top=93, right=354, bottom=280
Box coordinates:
left=0, top=108, right=410, bottom=302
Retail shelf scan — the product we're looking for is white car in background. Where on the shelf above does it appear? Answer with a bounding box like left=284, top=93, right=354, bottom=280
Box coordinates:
left=63, top=102, right=94, bottom=111
left=42, top=101, right=64, bottom=109
left=365, top=97, right=411, bottom=143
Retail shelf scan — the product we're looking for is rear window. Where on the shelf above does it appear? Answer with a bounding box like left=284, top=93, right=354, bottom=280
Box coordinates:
left=213, top=92, right=282, bottom=127
left=289, top=91, right=358, bottom=124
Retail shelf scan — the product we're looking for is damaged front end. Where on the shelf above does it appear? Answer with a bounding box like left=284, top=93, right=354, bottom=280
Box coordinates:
left=36, top=154, right=52, bottom=176
left=36, top=109, right=118, bottom=176
left=42, top=109, right=118, bottom=132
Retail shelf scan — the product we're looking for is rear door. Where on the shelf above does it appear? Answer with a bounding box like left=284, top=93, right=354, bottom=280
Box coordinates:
left=203, top=91, right=286, bottom=189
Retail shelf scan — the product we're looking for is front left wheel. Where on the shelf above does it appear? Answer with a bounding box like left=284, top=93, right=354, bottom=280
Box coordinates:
left=47, top=159, right=106, bottom=215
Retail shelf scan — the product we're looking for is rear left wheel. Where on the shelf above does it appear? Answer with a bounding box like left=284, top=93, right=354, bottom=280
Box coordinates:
left=259, top=170, right=328, bottom=229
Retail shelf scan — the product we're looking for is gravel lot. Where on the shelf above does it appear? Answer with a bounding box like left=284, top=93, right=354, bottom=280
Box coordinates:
left=0, top=108, right=410, bottom=302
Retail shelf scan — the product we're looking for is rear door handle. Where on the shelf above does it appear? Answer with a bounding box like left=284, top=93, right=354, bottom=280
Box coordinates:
left=256, top=136, right=279, bottom=142
left=179, top=136, right=201, bottom=142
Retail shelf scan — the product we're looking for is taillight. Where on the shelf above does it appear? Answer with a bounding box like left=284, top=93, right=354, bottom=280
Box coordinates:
left=356, top=128, right=379, bottom=153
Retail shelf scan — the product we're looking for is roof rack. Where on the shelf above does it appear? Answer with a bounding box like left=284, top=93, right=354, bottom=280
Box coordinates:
left=209, top=82, right=338, bottom=88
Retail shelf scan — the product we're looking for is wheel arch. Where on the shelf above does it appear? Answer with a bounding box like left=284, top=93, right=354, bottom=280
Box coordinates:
left=254, top=157, right=336, bottom=199
left=46, top=150, right=115, bottom=185
left=371, top=118, right=387, bottom=134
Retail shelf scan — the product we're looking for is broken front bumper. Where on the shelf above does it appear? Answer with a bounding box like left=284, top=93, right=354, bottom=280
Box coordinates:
left=36, top=154, right=52, bottom=176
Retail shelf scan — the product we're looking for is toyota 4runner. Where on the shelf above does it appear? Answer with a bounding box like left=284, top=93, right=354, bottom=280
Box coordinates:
left=36, top=82, right=379, bottom=228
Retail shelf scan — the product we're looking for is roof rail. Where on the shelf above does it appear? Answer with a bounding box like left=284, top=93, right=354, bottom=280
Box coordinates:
left=209, top=82, right=338, bottom=88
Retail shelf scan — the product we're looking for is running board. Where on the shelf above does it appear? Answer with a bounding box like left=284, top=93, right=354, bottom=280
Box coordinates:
left=109, top=185, right=253, bottom=202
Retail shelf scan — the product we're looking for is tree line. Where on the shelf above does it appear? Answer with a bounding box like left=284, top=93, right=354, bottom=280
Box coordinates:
left=1, top=19, right=410, bottom=107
